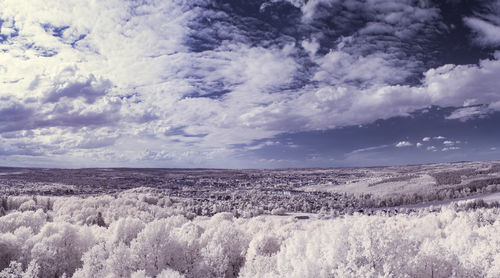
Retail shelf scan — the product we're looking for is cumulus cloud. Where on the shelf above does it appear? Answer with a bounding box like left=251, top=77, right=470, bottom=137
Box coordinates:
left=421, top=57, right=500, bottom=109
left=395, top=141, right=413, bottom=148
left=0, top=0, right=499, bottom=165
left=297, top=0, right=443, bottom=82
left=443, top=140, right=455, bottom=146
left=422, top=137, right=431, bottom=142
left=416, top=142, right=423, bottom=148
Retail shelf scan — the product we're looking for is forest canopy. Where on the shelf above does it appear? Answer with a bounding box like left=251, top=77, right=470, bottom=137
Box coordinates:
left=0, top=191, right=498, bottom=278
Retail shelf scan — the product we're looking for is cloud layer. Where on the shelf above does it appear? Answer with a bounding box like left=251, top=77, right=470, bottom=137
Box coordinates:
left=1, top=0, right=500, bottom=166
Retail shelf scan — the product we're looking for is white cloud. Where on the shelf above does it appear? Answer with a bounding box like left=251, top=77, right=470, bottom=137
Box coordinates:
left=489, top=99, right=500, bottom=110
left=434, top=136, right=446, bottom=140
left=416, top=142, right=423, bottom=148
left=446, top=106, right=490, bottom=121
left=301, top=38, right=320, bottom=56
left=442, top=146, right=460, bottom=152
left=462, top=1, right=500, bottom=47
left=422, top=137, right=431, bottom=142
left=349, top=144, right=390, bottom=154
left=311, top=50, right=411, bottom=86
left=422, top=59, right=500, bottom=109
left=443, top=140, right=455, bottom=146
left=465, top=17, right=500, bottom=46
left=395, top=141, right=413, bottom=148
left=427, top=146, right=437, bottom=152
left=1, top=0, right=500, bottom=166
left=245, top=141, right=280, bottom=151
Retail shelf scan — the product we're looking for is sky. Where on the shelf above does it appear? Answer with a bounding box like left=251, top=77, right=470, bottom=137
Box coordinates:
left=0, top=0, right=500, bottom=168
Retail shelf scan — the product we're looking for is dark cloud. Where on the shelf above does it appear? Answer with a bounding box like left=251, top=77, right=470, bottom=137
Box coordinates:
left=0, top=100, right=35, bottom=132
left=0, top=147, right=44, bottom=157
left=36, top=105, right=120, bottom=129
left=0, top=76, right=119, bottom=134
left=76, top=136, right=118, bottom=149
left=2, top=0, right=500, bottom=167
left=44, top=74, right=112, bottom=104
left=179, top=0, right=453, bottom=103
left=187, top=0, right=303, bottom=51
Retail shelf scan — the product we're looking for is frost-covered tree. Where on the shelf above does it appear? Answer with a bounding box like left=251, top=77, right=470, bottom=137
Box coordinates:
left=0, top=210, right=47, bottom=234
left=239, top=234, right=281, bottom=277
left=72, top=242, right=108, bottom=278
left=157, top=268, right=186, bottom=278
left=29, top=223, right=95, bottom=277
left=106, top=242, right=134, bottom=277
left=171, top=222, right=204, bottom=275
left=0, top=261, right=23, bottom=277
left=130, top=219, right=184, bottom=276
left=197, top=214, right=248, bottom=278
left=0, top=192, right=498, bottom=278
left=0, top=260, right=39, bottom=278
left=107, top=217, right=145, bottom=246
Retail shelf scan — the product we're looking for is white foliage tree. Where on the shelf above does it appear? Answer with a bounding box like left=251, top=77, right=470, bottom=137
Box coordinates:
left=72, top=242, right=108, bottom=278
left=107, top=217, right=145, bottom=246
left=0, top=193, right=497, bottom=278
left=239, top=233, right=281, bottom=278
left=29, top=223, right=95, bottom=277
left=130, top=219, right=184, bottom=277
left=0, top=210, right=47, bottom=234
left=157, top=268, right=186, bottom=278
left=197, top=216, right=248, bottom=278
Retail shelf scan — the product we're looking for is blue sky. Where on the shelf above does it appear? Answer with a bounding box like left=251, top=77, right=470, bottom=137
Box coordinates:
left=0, top=0, right=499, bottom=168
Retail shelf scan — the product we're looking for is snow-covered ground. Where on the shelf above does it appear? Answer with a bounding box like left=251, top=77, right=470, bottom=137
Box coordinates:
left=299, top=161, right=500, bottom=211
left=303, top=173, right=437, bottom=197
left=391, top=191, right=500, bottom=210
